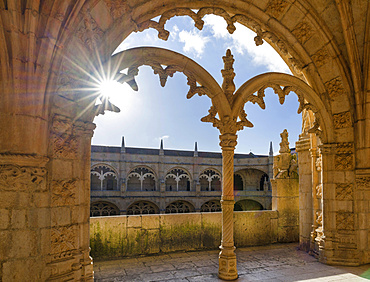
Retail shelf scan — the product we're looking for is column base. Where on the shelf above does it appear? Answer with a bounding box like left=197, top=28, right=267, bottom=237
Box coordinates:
left=218, top=247, right=238, bottom=280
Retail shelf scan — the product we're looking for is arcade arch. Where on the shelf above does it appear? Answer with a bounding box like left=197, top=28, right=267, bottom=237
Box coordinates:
left=90, top=201, right=120, bottom=217
left=36, top=1, right=363, bottom=280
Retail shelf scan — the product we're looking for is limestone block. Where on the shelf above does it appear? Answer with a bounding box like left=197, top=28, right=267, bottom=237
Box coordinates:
left=32, top=192, right=49, bottom=208
left=142, top=214, right=159, bottom=229
left=9, top=230, right=37, bottom=258
left=0, top=231, right=10, bottom=259
left=0, top=209, right=9, bottom=229
left=127, top=215, right=141, bottom=228
left=51, top=207, right=71, bottom=226
left=2, top=258, right=41, bottom=282
left=0, top=192, right=18, bottom=208
left=281, top=4, right=305, bottom=30
left=201, top=212, right=221, bottom=248
left=278, top=226, right=299, bottom=242
left=27, top=208, right=50, bottom=228
left=10, top=209, right=26, bottom=229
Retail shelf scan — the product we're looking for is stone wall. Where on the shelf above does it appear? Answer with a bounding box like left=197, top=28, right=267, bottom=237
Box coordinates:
left=90, top=211, right=279, bottom=260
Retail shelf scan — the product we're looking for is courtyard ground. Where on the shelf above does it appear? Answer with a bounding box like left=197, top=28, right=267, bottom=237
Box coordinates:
left=93, top=243, right=370, bottom=281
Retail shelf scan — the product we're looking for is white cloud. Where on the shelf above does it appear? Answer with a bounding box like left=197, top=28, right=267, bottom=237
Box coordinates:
left=178, top=29, right=209, bottom=58
left=204, top=15, right=290, bottom=73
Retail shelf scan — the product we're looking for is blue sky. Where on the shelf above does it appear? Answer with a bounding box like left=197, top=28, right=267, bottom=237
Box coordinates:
left=92, top=15, right=301, bottom=155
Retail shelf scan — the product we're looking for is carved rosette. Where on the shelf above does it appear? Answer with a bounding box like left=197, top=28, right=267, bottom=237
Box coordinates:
left=335, top=183, right=353, bottom=200
left=0, top=164, right=47, bottom=191
left=292, top=21, right=313, bottom=44
left=325, top=77, right=345, bottom=99
left=335, top=143, right=354, bottom=170
left=52, top=179, right=78, bottom=207
left=312, top=47, right=330, bottom=68
left=333, top=111, right=352, bottom=129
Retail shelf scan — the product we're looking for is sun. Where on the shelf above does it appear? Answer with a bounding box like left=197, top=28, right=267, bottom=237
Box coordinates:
left=99, top=79, right=122, bottom=99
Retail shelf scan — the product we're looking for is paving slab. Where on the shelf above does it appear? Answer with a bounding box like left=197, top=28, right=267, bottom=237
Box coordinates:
left=94, top=243, right=370, bottom=281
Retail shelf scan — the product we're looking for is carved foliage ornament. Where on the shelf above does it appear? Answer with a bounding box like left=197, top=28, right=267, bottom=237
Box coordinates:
left=76, top=12, right=104, bottom=50
left=115, top=60, right=211, bottom=100
left=104, top=0, right=128, bottom=19
left=136, top=7, right=304, bottom=74
left=266, top=0, right=289, bottom=18
left=51, top=226, right=76, bottom=255
left=52, top=179, right=77, bottom=207
left=0, top=165, right=47, bottom=191
left=51, top=115, right=95, bottom=158
left=201, top=106, right=253, bottom=135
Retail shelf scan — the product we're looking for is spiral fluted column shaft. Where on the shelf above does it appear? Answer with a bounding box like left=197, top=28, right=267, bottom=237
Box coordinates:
left=218, top=133, right=238, bottom=280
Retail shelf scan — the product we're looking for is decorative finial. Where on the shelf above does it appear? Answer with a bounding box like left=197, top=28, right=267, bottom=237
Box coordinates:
left=121, top=136, right=126, bottom=153
left=159, top=139, right=164, bottom=156
left=194, top=142, right=198, bottom=157
left=221, top=49, right=236, bottom=103
left=279, top=129, right=290, bottom=154
left=269, top=141, right=273, bottom=156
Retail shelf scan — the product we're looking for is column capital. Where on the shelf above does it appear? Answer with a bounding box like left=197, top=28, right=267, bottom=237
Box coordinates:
left=219, top=133, right=237, bottom=150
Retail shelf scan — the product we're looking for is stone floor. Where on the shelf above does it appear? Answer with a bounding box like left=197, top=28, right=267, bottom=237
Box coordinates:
left=94, top=243, right=370, bottom=281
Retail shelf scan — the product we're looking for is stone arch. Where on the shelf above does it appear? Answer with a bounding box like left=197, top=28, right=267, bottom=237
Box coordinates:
left=126, top=201, right=159, bottom=215
left=127, top=166, right=157, bottom=191
left=199, top=168, right=222, bottom=191
left=90, top=201, right=120, bottom=217
left=234, top=173, right=244, bottom=191
left=201, top=200, right=222, bottom=212
left=234, top=168, right=270, bottom=191
left=55, top=0, right=354, bottom=130
left=165, top=200, right=195, bottom=213
left=234, top=199, right=264, bottom=211
left=165, top=167, right=192, bottom=191
left=90, top=163, right=119, bottom=191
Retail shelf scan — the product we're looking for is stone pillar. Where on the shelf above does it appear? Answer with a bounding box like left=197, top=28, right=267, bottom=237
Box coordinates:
left=218, top=133, right=238, bottom=280
left=295, top=135, right=312, bottom=251
left=272, top=129, right=299, bottom=242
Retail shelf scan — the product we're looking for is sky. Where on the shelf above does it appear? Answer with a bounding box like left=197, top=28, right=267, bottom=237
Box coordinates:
left=92, top=15, right=301, bottom=155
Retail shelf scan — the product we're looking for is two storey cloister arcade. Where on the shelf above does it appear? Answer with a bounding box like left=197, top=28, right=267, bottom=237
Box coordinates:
left=1, top=1, right=369, bottom=281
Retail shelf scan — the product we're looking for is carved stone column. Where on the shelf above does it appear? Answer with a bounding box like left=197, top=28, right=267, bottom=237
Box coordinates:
left=218, top=133, right=238, bottom=280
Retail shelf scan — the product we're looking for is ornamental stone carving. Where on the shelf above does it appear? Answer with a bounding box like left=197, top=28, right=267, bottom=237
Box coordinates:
left=335, top=183, right=353, bottom=200
left=279, top=129, right=290, bottom=153
left=104, top=0, right=128, bottom=19
left=51, top=225, right=76, bottom=257
left=312, top=47, right=330, bottom=68
left=333, top=111, right=352, bottom=129
left=0, top=165, right=47, bottom=191
left=76, top=13, right=104, bottom=50
left=336, top=212, right=354, bottom=230
left=266, top=0, right=289, bottom=18
left=292, top=21, right=313, bottom=44
left=356, top=177, right=370, bottom=189
left=335, top=143, right=354, bottom=170
left=52, top=179, right=77, bottom=207
left=316, top=184, right=322, bottom=198
left=325, top=77, right=345, bottom=99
